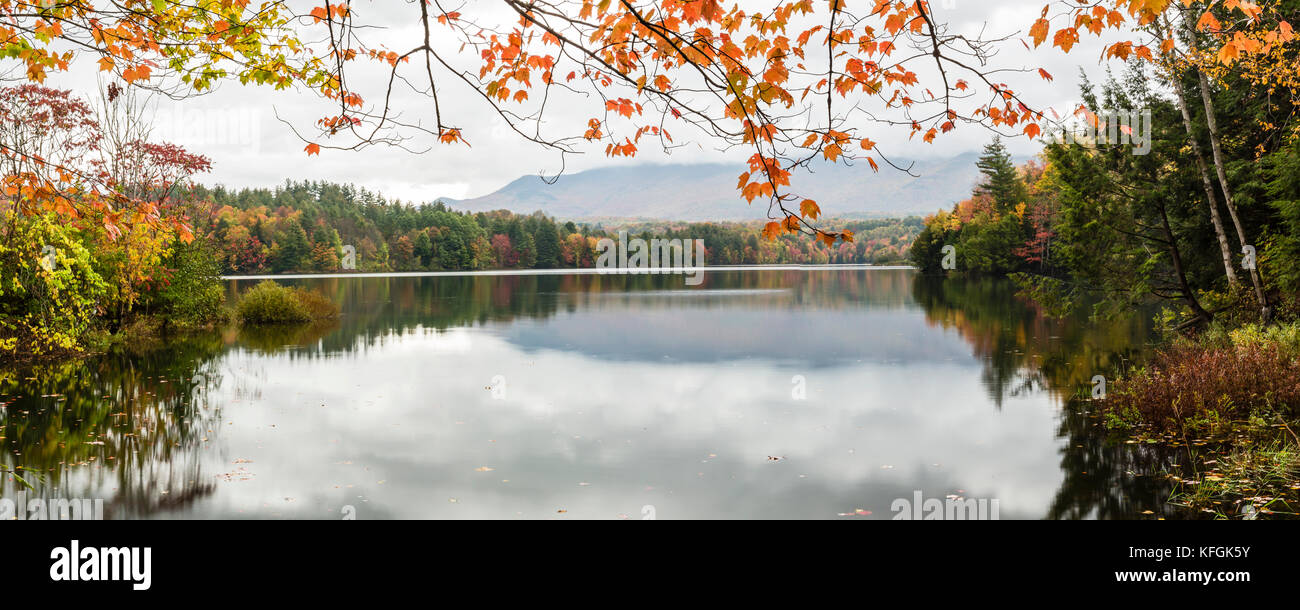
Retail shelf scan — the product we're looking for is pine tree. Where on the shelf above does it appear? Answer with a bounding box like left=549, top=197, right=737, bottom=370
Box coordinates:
left=974, top=137, right=1025, bottom=212
left=273, top=219, right=310, bottom=273
left=517, top=232, right=537, bottom=268
left=533, top=224, right=560, bottom=269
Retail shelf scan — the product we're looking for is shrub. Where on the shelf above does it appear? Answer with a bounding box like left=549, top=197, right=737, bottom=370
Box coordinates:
left=1104, top=341, right=1300, bottom=432
left=236, top=281, right=339, bottom=325
left=237, top=281, right=311, bottom=324
left=153, top=237, right=228, bottom=327
left=1228, top=322, right=1300, bottom=359
left=291, top=287, right=340, bottom=320
left=0, top=213, right=107, bottom=359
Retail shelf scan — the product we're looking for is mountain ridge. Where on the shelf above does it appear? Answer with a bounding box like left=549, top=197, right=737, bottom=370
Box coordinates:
left=441, top=152, right=1004, bottom=221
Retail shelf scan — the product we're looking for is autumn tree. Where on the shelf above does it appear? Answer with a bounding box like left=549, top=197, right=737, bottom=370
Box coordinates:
left=0, top=84, right=212, bottom=353
left=1033, top=0, right=1297, bottom=320
left=491, top=233, right=514, bottom=268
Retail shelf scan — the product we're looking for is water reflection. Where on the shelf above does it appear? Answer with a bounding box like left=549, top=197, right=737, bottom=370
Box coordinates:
left=0, top=336, right=225, bottom=518
left=2, top=269, right=1194, bottom=519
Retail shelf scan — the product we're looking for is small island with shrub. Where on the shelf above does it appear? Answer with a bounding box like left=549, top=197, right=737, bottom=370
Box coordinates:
left=236, top=281, right=340, bottom=325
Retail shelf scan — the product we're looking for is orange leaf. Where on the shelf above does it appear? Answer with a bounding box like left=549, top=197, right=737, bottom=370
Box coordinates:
left=1053, top=28, right=1079, bottom=53
left=1029, top=18, right=1050, bottom=47
left=761, top=221, right=782, bottom=240
left=800, top=199, right=821, bottom=220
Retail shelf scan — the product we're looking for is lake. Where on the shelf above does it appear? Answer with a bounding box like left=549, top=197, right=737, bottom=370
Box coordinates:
left=1, top=267, right=1191, bottom=519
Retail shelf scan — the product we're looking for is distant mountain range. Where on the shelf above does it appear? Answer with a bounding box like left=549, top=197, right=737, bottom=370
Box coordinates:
left=442, top=152, right=1014, bottom=221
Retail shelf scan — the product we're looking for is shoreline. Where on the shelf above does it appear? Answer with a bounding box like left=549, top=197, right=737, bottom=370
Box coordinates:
left=220, top=263, right=918, bottom=281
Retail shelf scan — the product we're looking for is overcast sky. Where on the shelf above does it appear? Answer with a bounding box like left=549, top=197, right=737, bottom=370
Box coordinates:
left=49, top=1, right=1126, bottom=204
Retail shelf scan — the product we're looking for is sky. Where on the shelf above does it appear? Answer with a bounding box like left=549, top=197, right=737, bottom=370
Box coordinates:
left=47, top=0, right=1126, bottom=205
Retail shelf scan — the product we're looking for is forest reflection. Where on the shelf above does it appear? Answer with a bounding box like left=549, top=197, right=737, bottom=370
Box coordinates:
left=1, top=269, right=1191, bottom=518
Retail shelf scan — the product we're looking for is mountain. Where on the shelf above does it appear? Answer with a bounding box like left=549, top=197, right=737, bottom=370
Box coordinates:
left=443, top=152, right=1000, bottom=221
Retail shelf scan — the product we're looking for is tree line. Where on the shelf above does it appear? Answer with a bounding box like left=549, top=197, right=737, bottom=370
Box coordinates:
left=194, top=181, right=922, bottom=275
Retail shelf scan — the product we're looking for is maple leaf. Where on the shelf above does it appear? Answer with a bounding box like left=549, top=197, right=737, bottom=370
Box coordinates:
left=1218, top=42, right=1240, bottom=65
left=1053, top=28, right=1079, bottom=53
left=761, top=221, right=783, bottom=240
left=1029, top=18, right=1050, bottom=47
left=800, top=199, right=821, bottom=220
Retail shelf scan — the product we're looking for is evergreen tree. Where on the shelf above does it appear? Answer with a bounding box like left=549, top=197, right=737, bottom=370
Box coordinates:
left=414, top=231, right=434, bottom=269
left=533, top=223, right=560, bottom=268
left=517, top=232, right=538, bottom=268
left=273, top=219, right=310, bottom=273
left=974, top=137, right=1026, bottom=212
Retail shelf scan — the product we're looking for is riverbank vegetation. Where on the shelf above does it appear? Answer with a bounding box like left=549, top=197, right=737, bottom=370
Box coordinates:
left=0, top=83, right=225, bottom=363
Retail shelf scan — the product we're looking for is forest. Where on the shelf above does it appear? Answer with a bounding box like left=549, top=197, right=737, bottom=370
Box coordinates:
left=910, top=67, right=1300, bottom=327
left=195, top=181, right=921, bottom=275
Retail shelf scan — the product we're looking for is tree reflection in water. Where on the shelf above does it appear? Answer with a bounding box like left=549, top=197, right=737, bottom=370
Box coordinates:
left=1, top=334, right=225, bottom=518
left=912, top=276, right=1197, bottom=519
left=2, top=270, right=1205, bottom=518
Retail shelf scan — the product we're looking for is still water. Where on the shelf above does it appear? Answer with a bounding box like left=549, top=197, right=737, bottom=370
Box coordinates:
left=2, top=268, right=1187, bottom=519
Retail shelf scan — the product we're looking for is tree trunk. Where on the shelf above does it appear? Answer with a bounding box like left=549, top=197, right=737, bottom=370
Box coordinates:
left=1183, top=12, right=1271, bottom=321
left=1169, top=70, right=1239, bottom=286
left=1159, top=199, right=1214, bottom=326
left=1158, top=11, right=1237, bottom=285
